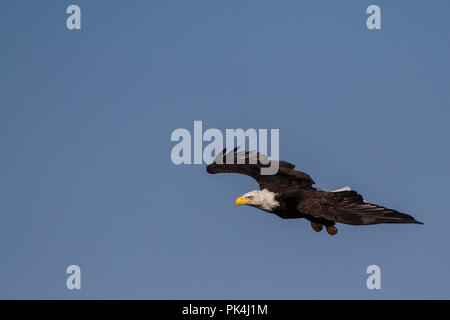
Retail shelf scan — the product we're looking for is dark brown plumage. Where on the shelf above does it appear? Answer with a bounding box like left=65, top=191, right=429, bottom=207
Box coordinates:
left=206, top=147, right=423, bottom=234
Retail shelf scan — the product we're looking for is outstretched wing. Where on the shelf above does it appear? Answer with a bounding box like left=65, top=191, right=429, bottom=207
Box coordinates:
left=206, top=147, right=315, bottom=191
left=298, top=189, right=423, bottom=225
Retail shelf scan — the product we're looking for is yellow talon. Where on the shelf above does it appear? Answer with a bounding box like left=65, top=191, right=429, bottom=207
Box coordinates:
left=311, top=222, right=323, bottom=232
left=326, top=225, right=338, bottom=236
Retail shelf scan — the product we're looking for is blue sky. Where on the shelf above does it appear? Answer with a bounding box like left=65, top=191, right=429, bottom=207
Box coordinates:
left=0, top=1, right=449, bottom=299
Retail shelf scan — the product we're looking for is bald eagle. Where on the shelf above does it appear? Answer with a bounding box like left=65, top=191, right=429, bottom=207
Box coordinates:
left=206, top=148, right=423, bottom=235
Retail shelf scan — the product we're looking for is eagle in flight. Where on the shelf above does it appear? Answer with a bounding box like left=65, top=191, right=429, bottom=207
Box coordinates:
left=206, top=148, right=423, bottom=235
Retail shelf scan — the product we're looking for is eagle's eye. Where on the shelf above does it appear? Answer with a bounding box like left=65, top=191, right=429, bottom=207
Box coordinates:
left=247, top=195, right=254, bottom=201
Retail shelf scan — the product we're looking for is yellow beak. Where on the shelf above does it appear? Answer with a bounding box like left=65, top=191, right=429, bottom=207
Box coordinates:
left=235, top=196, right=251, bottom=206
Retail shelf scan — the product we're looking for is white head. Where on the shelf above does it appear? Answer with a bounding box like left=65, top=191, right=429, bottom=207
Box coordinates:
left=235, top=189, right=280, bottom=212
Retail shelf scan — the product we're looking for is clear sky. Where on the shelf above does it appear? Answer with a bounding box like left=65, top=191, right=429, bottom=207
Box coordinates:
left=1, top=1, right=449, bottom=299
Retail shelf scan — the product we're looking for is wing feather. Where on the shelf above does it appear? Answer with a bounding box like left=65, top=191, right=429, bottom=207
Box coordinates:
left=298, top=190, right=423, bottom=225
left=206, top=147, right=315, bottom=190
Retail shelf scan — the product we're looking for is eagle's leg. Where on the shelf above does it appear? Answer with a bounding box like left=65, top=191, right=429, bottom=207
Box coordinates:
left=310, top=222, right=323, bottom=232
left=326, top=225, right=338, bottom=236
